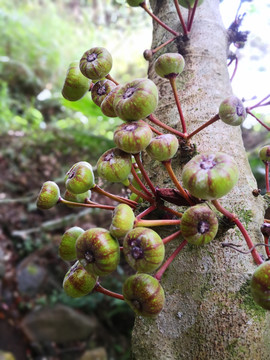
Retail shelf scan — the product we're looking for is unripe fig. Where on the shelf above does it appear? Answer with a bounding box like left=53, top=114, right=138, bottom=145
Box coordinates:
left=76, top=228, right=120, bottom=276
left=65, top=161, right=95, bottom=194
left=123, top=273, right=165, bottom=317
left=154, top=53, right=185, bottom=79
left=259, top=145, right=270, bottom=163
left=91, top=79, right=116, bottom=107
left=250, top=261, right=270, bottom=310
left=180, top=205, right=218, bottom=245
left=146, top=134, right=179, bottom=161
left=63, top=189, right=91, bottom=205
left=143, top=49, right=153, bottom=61
left=63, top=261, right=97, bottom=298
left=100, top=85, right=121, bottom=117
left=59, top=226, right=85, bottom=261
left=37, top=181, right=60, bottom=210
left=62, top=61, right=91, bottom=101
left=218, top=96, right=246, bottom=126
left=113, top=120, right=153, bottom=154
left=109, top=204, right=135, bottom=241
left=182, top=152, right=239, bottom=200
left=123, top=227, right=165, bottom=273
left=80, top=47, right=112, bottom=81
left=127, top=0, right=144, bottom=6
left=178, top=0, right=204, bottom=8
left=97, top=148, right=132, bottom=184
left=113, top=78, right=158, bottom=121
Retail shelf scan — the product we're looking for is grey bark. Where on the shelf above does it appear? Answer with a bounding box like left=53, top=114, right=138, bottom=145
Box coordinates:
left=132, top=1, right=270, bottom=359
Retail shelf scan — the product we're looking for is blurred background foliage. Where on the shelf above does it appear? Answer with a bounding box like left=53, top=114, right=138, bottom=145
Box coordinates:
left=0, top=0, right=269, bottom=359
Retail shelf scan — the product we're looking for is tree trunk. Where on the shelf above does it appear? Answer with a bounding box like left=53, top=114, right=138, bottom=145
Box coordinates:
left=132, top=0, right=270, bottom=359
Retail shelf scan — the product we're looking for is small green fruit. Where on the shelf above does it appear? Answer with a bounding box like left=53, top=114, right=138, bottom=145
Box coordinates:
left=37, top=181, right=60, bottom=210
left=180, top=205, right=218, bottom=245
left=182, top=152, right=239, bottom=200
left=80, top=47, right=112, bottom=81
left=63, top=189, right=91, bottom=207
left=65, top=161, right=95, bottom=194
left=113, top=78, right=158, bottom=121
left=62, top=61, right=91, bottom=101
left=109, top=204, right=135, bottom=241
left=59, top=226, right=85, bottom=261
left=259, top=145, right=270, bottom=163
left=123, top=273, right=165, bottom=317
left=250, top=261, right=270, bottom=310
left=218, top=96, right=246, bottom=126
left=113, top=120, right=153, bottom=154
left=100, top=85, right=121, bottom=117
left=123, top=227, right=165, bottom=273
left=63, top=261, right=97, bottom=298
left=146, top=134, right=179, bottom=161
left=178, top=0, right=204, bottom=9
left=76, top=228, right=120, bottom=276
left=154, top=53, right=185, bottom=79
left=91, top=79, right=116, bottom=107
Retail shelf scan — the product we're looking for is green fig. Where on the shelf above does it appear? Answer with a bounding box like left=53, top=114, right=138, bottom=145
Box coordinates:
left=109, top=204, right=135, bottom=241
left=36, top=181, right=60, bottom=210
left=218, top=96, right=246, bottom=126
left=178, top=0, right=204, bottom=9
left=127, top=0, right=144, bottom=6
left=146, top=134, right=179, bottom=161
left=154, top=53, right=185, bottom=79
left=59, top=226, right=85, bottom=261
left=62, top=61, right=91, bottom=101
left=100, top=85, right=121, bottom=117
left=182, top=152, right=239, bottom=200
left=80, top=47, right=112, bottom=81
left=259, top=145, right=270, bottom=163
left=91, top=79, right=116, bottom=107
left=65, top=161, right=95, bottom=194
left=63, top=189, right=91, bottom=207
left=123, top=273, right=165, bottom=317
left=251, top=261, right=270, bottom=310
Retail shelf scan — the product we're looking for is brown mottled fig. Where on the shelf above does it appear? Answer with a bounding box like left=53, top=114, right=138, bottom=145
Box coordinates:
left=79, top=47, right=112, bottom=81
left=65, top=161, right=95, bottom=194
left=178, top=0, right=204, bottom=9
left=59, top=226, right=85, bottom=261
left=100, top=85, right=121, bottom=117
left=76, top=228, right=120, bottom=276
left=146, top=134, right=179, bottom=161
left=91, top=79, right=116, bottom=107
left=259, top=145, right=270, bottom=163
left=62, top=61, right=91, bottom=101
left=123, top=227, right=165, bottom=273
left=143, top=49, right=153, bottom=61
left=180, top=205, right=218, bottom=246
left=250, top=262, right=270, bottom=310
left=123, top=273, right=165, bottom=317
left=113, top=120, right=153, bottom=154
left=109, top=204, right=135, bottom=241
left=154, top=53, right=185, bottom=79
left=96, top=148, right=132, bottom=184
left=113, top=78, right=158, bottom=121
left=218, top=96, right=246, bottom=126
left=36, top=181, right=60, bottom=210
left=182, top=152, right=239, bottom=200
left=63, top=189, right=91, bottom=207
left=63, top=261, right=97, bottom=298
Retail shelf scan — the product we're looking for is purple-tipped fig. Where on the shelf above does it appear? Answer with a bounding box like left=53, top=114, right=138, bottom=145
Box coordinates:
left=178, top=0, right=204, bottom=8
left=62, top=61, right=91, bottom=101
left=65, top=161, right=95, bottom=194
left=59, top=226, right=85, bottom=261
left=97, top=148, right=132, bottom=184
left=91, top=79, right=116, bottom=107
left=76, top=228, right=120, bottom=276
left=113, top=78, right=158, bottom=121
left=146, top=134, right=179, bottom=161
left=80, top=47, right=112, bottom=81
left=100, top=85, right=121, bottom=117
left=113, top=120, right=153, bottom=154
left=182, top=152, right=239, bottom=200
left=154, top=53, right=185, bottom=79
left=37, top=181, right=60, bottom=210
left=218, top=96, right=246, bottom=126
left=180, top=205, right=218, bottom=245
left=123, top=273, right=165, bottom=317
left=63, top=261, right=97, bottom=298
left=250, top=261, right=270, bottom=310
left=109, top=204, right=135, bottom=241
left=63, top=189, right=91, bottom=207
left=127, top=0, right=144, bottom=6
left=259, top=145, right=270, bottom=163
left=123, top=227, right=165, bottom=273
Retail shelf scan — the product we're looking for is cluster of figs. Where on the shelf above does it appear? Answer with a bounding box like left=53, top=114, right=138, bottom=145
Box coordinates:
left=37, top=41, right=270, bottom=317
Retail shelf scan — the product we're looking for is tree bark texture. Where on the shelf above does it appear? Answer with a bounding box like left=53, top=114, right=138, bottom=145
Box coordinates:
left=132, top=1, right=270, bottom=359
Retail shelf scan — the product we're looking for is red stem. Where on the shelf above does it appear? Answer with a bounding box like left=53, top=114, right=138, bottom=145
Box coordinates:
left=59, top=197, right=115, bottom=210
left=136, top=205, right=157, bottom=220
left=264, top=235, right=270, bottom=259
left=248, top=94, right=270, bottom=110
left=169, top=77, right=187, bottom=134
left=92, top=185, right=137, bottom=208
left=94, top=283, right=124, bottom=301
left=152, top=36, right=178, bottom=55
left=155, top=240, right=187, bottom=281
left=133, top=153, right=156, bottom=195
left=187, top=0, right=199, bottom=31
left=128, top=182, right=154, bottom=203
left=230, top=57, right=238, bottom=82
left=105, top=74, right=119, bottom=85
left=212, top=200, right=263, bottom=265
left=147, top=114, right=185, bottom=138
left=140, top=3, right=179, bottom=37
left=131, top=164, right=153, bottom=198
left=149, top=125, right=163, bottom=135
left=246, top=110, right=270, bottom=131
left=173, top=0, right=188, bottom=35
left=162, top=229, right=182, bottom=245
left=186, top=114, right=220, bottom=140
left=160, top=205, right=183, bottom=218
left=135, top=218, right=181, bottom=227
left=265, top=162, right=270, bottom=193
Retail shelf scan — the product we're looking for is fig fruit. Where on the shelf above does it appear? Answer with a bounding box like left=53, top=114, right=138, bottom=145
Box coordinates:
left=250, top=261, right=270, bottom=310
left=109, top=204, right=135, bottom=241
left=65, top=161, right=95, bottom=194
left=36, top=181, right=60, bottom=210
left=259, top=145, right=270, bottom=163
left=127, top=0, right=144, bottom=6
left=100, top=85, right=121, bottom=117
left=63, top=189, right=91, bottom=207
left=146, top=134, right=179, bottom=161
left=59, top=226, right=85, bottom=261
left=62, top=61, right=91, bottom=101
left=80, top=47, right=112, bottom=81
left=154, top=53, right=185, bottom=79
left=218, top=96, right=246, bottom=126
left=91, top=79, right=116, bottom=107
left=178, top=0, right=204, bottom=8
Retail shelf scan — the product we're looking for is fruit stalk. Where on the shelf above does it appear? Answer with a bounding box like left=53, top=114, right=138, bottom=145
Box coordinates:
left=95, top=283, right=124, bottom=300
left=92, top=185, right=137, bottom=208
left=265, top=162, right=270, bottom=193
left=59, top=197, right=115, bottom=210
left=169, top=77, right=187, bottom=134
left=127, top=182, right=154, bottom=203
left=173, top=0, right=188, bottom=36
left=136, top=205, right=157, bottom=220
left=131, top=165, right=153, bottom=198
left=162, top=229, right=182, bottom=245
left=134, top=218, right=181, bottom=228
left=187, top=0, right=199, bottom=31
left=148, top=114, right=185, bottom=138
left=186, top=114, right=220, bottom=140
left=105, top=73, right=119, bottom=85
left=246, top=110, right=270, bottom=131
left=133, top=153, right=156, bottom=195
